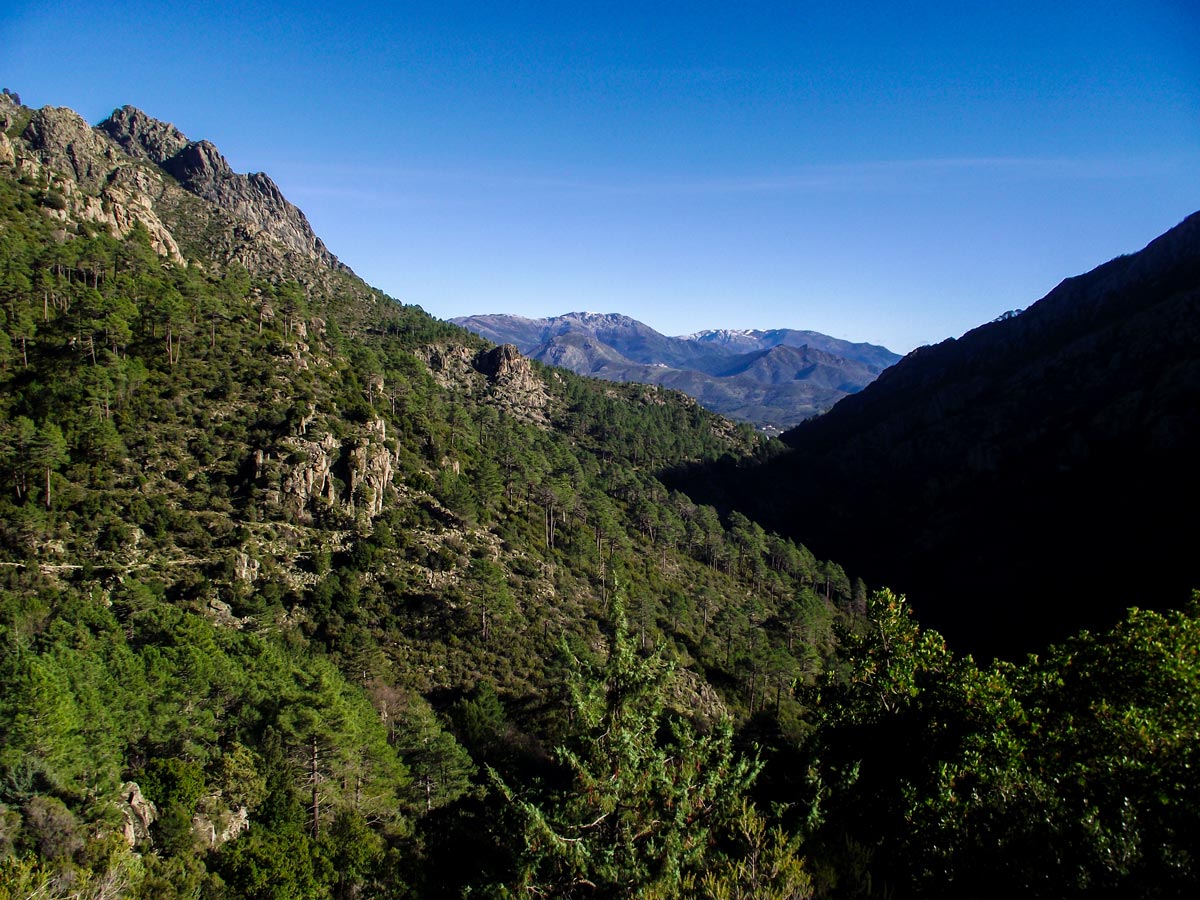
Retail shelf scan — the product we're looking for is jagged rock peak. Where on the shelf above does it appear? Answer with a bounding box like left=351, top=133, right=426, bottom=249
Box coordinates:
left=21, top=105, right=117, bottom=190
left=100, top=105, right=190, bottom=164
left=101, top=108, right=236, bottom=188
left=160, top=139, right=235, bottom=188
left=99, top=105, right=350, bottom=274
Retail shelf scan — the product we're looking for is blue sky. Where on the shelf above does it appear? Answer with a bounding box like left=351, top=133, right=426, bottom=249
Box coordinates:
left=3, top=1, right=1198, bottom=352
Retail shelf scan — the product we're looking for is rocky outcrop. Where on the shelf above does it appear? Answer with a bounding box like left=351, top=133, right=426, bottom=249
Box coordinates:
left=423, top=343, right=475, bottom=375
left=268, top=422, right=393, bottom=522
left=118, top=781, right=157, bottom=847
left=473, top=343, right=523, bottom=379
left=275, top=432, right=341, bottom=521
left=22, top=105, right=119, bottom=190
left=193, top=804, right=249, bottom=849
left=474, top=344, right=552, bottom=424
left=101, top=106, right=348, bottom=273
left=417, top=343, right=555, bottom=426
left=206, top=597, right=246, bottom=629
left=233, top=551, right=260, bottom=584
left=0, top=131, right=15, bottom=167
left=346, top=420, right=394, bottom=518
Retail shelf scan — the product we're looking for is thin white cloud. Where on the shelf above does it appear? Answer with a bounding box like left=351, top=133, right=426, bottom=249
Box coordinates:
left=629, top=157, right=1162, bottom=196
left=279, top=154, right=1172, bottom=207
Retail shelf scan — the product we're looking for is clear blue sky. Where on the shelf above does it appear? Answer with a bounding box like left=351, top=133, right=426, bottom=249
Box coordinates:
left=3, top=1, right=1198, bottom=352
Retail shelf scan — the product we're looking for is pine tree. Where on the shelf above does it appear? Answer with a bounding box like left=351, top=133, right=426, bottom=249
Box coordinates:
left=491, top=596, right=759, bottom=899
left=29, top=422, right=68, bottom=509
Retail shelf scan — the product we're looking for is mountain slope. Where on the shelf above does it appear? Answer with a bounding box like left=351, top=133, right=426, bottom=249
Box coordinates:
left=453, top=311, right=900, bottom=430
left=679, top=210, right=1200, bottom=657
left=0, top=92, right=860, bottom=896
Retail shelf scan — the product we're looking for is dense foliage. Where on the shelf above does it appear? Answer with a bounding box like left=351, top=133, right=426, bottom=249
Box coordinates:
left=1, top=104, right=1197, bottom=899
left=798, top=590, right=1200, bottom=898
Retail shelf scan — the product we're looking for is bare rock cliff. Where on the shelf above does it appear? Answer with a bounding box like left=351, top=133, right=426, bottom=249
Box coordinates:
left=0, top=93, right=350, bottom=278
left=473, top=344, right=553, bottom=424
left=346, top=421, right=394, bottom=519
left=100, top=105, right=349, bottom=273
left=263, top=421, right=394, bottom=523
left=5, top=98, right=183, bottom=261
left=21, top=105, right=119, bottom=190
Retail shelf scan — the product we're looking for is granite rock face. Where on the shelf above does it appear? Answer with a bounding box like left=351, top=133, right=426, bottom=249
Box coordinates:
left=0, top=92, right=350, bottom=279
left=346, top=422, right=395, bottom=519
left=119, top=781, right=157, bottom=847
left=262, top=422, right=394, bottom=523
left=99, top=104, right=190, bottom=163
left=22, top=105, right=118, bottom=190
left=275, top=432, right=342, bottom=521
left=192, top=804, right=250, bottom=849
left=101, top=105, right=348, bottom=272
left=5, top=98, right=183, bottom=261
left=473, top=344, right=553, bottom=423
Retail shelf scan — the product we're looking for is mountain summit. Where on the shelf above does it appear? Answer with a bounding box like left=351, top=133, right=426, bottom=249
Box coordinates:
left=99, top=105, right=347, bottom=273
left=0, top=92, right=347, bottom=278
left=453, top=312, right=900, bottom=431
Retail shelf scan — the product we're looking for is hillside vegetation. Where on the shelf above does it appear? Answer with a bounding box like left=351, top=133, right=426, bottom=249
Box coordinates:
left=1, top=93, right=1198, bottom=899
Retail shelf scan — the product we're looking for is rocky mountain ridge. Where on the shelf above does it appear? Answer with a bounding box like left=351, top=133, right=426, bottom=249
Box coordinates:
left=684, top=326, right=900, bottom=370
left=1, top=93, right=347, bottom=279
left=453, top=311, right=900, bottom=431
left=100, top=105, right=347, bottom=273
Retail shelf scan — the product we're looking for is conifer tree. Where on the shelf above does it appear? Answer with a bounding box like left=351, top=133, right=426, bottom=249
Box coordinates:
left=30, top=422, right=68, bottom=509
left=491, top=595, right=759, bottom=899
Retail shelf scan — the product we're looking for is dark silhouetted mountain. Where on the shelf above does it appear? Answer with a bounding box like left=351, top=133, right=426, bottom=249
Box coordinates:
left=674, top=211, right=1200, bottom=658
left=453, top=312, right=900, bottom=430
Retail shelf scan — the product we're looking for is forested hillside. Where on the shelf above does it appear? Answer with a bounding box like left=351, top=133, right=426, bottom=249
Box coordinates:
left=2, top=93, right=1198, bottom=900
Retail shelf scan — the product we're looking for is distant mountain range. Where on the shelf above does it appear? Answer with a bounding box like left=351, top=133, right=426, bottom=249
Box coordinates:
left=451, top=312, right=901, bottom=431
